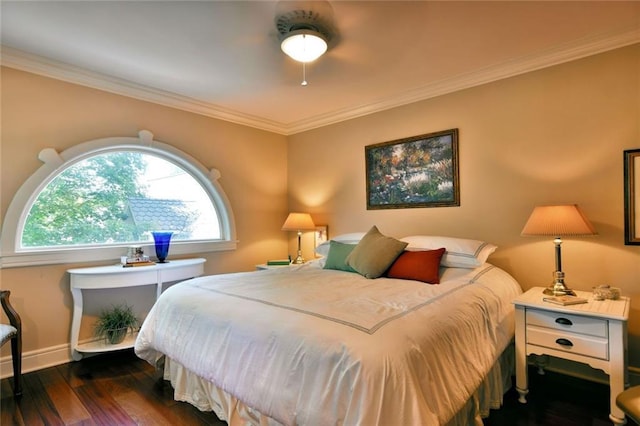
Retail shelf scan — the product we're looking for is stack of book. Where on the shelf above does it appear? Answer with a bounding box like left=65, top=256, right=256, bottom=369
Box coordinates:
left=267, top=259, right=291, bottom=266
left=121, top=255, right=155, bottom=267
left=542, top=295, right=588, bottom=306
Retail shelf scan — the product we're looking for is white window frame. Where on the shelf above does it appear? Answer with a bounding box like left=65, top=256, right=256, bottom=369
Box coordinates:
left=0, top=130, right=237, bottom=268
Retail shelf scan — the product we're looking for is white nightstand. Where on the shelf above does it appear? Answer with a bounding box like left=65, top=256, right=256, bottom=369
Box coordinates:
left=513, top=287, right=630, bottom=424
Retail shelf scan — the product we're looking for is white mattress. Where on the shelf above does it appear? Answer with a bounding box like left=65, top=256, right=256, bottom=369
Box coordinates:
left=135, top=262, right=522, bottom=425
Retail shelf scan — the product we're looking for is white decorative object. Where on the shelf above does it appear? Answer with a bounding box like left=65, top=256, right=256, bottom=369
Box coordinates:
left=138, top=129, right=153, bottom=144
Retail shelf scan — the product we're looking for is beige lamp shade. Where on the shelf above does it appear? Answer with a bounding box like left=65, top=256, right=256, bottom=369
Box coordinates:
left=281, top=213, right=316, bottom=231
left=521, top=204, right=597, bottom=236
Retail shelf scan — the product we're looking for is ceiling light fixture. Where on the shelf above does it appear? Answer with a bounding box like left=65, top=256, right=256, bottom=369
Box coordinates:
left=275, top=1, right=336, bottom=86
left=280, top=29, right=328, bottom=63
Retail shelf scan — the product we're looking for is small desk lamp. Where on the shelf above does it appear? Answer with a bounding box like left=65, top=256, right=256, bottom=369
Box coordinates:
left=521, top=204, right=597, bottom=296
left=282, top=212, right=316, bottom=264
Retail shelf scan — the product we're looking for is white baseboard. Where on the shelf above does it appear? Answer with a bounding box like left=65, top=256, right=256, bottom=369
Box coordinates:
left=1, top=343, right=73, bottom=379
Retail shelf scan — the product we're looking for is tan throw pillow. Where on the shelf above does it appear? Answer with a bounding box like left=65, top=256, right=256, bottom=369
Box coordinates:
left=346, top=226, right=408, bottom=279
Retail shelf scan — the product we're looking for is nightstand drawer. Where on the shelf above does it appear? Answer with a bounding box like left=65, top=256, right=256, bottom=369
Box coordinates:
left=527, top=308, right=607, bottom=338
left=527, top=325, right=609, bottom=359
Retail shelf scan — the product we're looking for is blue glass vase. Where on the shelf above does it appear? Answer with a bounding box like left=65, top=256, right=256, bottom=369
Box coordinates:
left=152, top=231, right=173, bottom=263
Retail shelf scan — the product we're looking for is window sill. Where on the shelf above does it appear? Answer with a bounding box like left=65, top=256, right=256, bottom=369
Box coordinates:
left=0, top=240, right=237, bottom=268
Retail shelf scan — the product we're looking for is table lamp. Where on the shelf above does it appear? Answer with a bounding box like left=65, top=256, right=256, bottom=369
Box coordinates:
left=521, top=204, right=597, bottom=296
left=281, top=212, right=316, bottom=264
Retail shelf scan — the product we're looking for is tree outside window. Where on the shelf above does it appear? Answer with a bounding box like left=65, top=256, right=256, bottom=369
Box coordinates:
left=22, top=151, right=219, bottom=248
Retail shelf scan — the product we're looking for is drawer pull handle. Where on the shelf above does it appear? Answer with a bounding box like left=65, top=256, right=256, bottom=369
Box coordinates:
left=555, top=317, right=573, bottom=326
left=555, top=338, right=573, bottom=347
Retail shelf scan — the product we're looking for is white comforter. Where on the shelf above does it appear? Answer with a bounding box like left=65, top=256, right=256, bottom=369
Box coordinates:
left=135, top=262, right=521, bottom=426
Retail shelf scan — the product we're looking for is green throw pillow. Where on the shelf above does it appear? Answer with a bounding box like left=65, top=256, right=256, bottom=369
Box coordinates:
left=323, top=241, right=357, bottom=272
left=346, top=226, right=408, bottom=279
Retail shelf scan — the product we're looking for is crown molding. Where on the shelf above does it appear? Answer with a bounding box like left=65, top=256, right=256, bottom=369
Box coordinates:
left=0, top=46, right=289, bottom=135
left=285, top=27, right=640, bottom=134
left=2, top=27, right=638, bottom=136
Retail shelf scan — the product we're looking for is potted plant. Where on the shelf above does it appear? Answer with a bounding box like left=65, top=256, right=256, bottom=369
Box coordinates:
left=94, top=303, right=139, bottom=344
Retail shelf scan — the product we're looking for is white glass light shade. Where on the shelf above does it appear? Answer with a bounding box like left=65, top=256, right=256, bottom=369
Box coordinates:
left=280, top=30, right=327, bottom=63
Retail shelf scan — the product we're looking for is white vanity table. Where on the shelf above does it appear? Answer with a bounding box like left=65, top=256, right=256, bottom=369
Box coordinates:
left=68, top=258, right=206, bottom=360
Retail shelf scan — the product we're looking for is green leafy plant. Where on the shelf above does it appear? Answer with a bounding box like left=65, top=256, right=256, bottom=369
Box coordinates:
left=94, top=304, right=139, bottom=344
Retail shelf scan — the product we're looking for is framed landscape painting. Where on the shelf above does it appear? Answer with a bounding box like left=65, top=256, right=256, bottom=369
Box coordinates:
left=366, top=129, right=459, bottom=210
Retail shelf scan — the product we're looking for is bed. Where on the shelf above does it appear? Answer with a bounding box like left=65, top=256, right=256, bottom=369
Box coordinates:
left=135, top=229, right=522, bottom=425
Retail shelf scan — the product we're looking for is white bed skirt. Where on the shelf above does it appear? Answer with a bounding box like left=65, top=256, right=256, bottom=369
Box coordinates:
left=161, top=343, right=514, bottom=426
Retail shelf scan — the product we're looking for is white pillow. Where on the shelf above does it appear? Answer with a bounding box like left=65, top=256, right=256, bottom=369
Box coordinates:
left=400, top=235, right=497, bottom=268
left=315, top=232, right=366, bottom=257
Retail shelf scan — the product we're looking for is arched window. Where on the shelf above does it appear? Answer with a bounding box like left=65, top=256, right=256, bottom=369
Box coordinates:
left=1, top=130, right=237, bottom=267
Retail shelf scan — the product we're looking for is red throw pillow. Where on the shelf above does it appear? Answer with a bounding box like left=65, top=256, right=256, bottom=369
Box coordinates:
left=386, top=248, right=446, bottom=284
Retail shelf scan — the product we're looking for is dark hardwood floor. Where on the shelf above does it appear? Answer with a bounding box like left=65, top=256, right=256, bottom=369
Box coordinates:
left=1, top=350, right=223, bottom=426
left=483, top=368, right=614, bottom=426
left=0, top=349, right=617, bottom=425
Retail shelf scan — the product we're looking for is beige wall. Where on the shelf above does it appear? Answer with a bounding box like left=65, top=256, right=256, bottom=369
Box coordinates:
left=288, top=45, right=640, bottom=366
left=1, top=44, right=639, bottom=372
left=0, top=67, right=289, bottom=356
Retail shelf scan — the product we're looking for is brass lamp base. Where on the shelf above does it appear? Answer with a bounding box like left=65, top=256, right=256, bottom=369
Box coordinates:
left=542, top=271, right=576, bottom=296
left=542, top=285, right=576, bottom=297
left=291, top=231, right=305, bottom=264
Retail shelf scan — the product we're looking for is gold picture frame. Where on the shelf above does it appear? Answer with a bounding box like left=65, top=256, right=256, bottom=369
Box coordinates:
left=624, top=149, right=640, bottom=245
left=365, top=129, right=459, bottom=210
